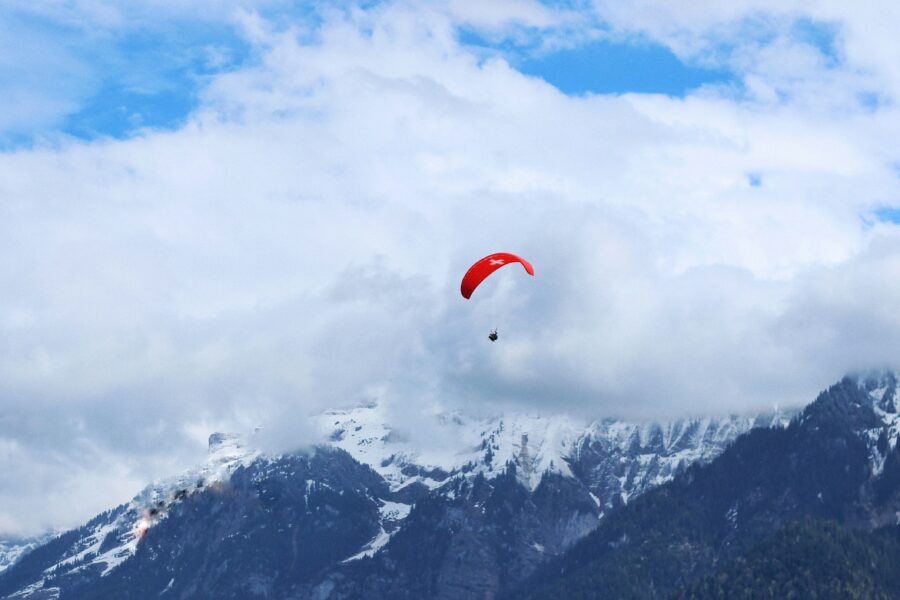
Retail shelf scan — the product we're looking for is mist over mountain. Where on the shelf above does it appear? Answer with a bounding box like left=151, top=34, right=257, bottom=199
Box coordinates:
left=0, top=394, right=789, bottom=600
left=8, top=373, right=900, bottom=599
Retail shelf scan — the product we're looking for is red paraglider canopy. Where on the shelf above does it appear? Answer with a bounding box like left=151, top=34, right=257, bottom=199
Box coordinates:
left=460, top=252, right=534, bottom=299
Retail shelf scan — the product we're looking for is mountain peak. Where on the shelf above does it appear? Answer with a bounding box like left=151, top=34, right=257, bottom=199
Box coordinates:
left=856, top=370, right=899, bottom=413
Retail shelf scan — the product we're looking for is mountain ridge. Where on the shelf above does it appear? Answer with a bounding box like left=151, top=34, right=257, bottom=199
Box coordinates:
left=0, top=397, right=795, bottom=599
left=521, top=372, right=900, bottom=599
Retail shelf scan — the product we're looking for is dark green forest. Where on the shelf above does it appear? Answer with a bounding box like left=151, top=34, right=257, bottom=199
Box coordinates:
left=676, top=521, right=900, bottom=599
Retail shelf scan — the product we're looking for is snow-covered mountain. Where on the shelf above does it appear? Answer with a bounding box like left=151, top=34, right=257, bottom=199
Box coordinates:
left=0, top=400, right=792, bottom=600
left=525, top=371, right=900, bottom=599
left=0, top=433, right=260, bottom=599
left=318, top=401, right=789, bottom=509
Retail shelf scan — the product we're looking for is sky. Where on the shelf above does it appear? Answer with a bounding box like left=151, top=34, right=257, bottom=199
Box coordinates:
left=2, top=0, right=900, bottom=536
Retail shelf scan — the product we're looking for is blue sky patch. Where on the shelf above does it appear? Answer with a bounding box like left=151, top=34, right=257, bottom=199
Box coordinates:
left=0, top=8, right=255, bottom=148
left=61, top=22, right=253, bottom=141
left=460, top=29, right=735, bottom=97
left=0, top=5, right=852, bottom=146
left=791, top=18, right=841, bottom=66
left=872, top=207, right=900, bottom=224
left=62, top=80, right=199, bottom=141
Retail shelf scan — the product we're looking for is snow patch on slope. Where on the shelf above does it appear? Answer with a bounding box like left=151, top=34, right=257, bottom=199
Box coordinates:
left=343, top=499, right=412, bottom=562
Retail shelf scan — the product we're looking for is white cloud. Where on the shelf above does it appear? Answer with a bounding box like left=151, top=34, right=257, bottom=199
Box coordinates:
left=2, top=0, right=900, bottom=534
left=592, top=0, right=900, bottom=101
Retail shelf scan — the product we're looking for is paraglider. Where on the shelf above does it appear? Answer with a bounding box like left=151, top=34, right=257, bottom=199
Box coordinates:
left=460, top=252, right=534, bottom=299
left=461, top=252, right=534, bottom=340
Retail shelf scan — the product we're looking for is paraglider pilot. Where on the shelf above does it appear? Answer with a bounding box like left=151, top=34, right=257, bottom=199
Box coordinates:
left=460, top=253, right=534, bottom=344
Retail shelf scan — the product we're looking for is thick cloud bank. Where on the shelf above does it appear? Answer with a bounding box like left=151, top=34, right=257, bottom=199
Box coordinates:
left=2, top=1, right=900, bottom=534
